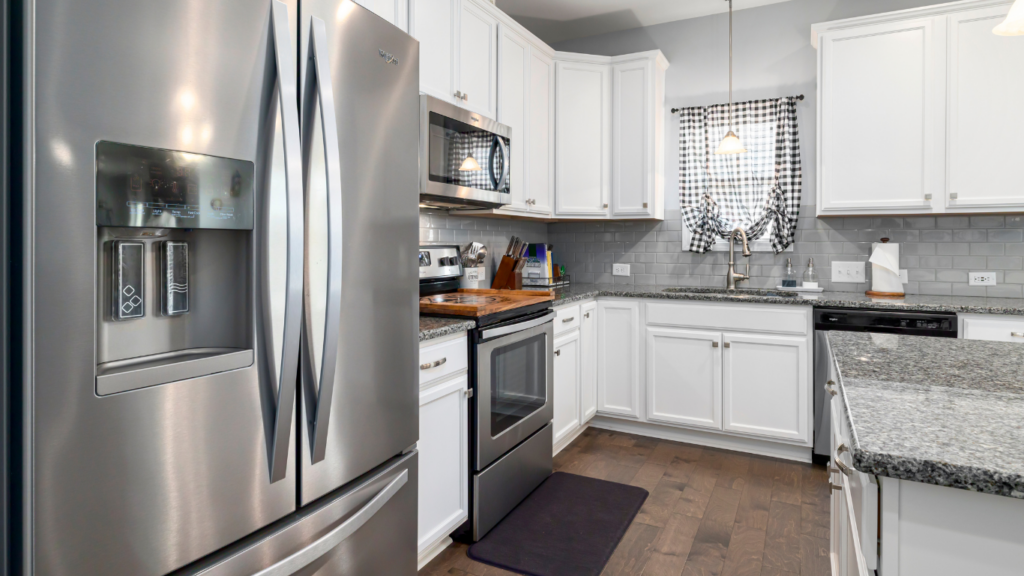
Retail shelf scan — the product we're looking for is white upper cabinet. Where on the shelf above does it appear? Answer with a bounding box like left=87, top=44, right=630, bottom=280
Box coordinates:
left=411, top=0, right=456, bottom=103
left=354, top=0, right=407, bottom=31
left=947, top=4, right=1024, bottom=211
left=498, top=24, right=530, bottom=212
left=814, top=0, right=1024, bottom=216
left=611, top=53, right=668, bottom=219
left=456, top=0, right=498, bottom=119
left=527, top=48, right=555, bottom=215
left=555, top=56, right=611, bottom=218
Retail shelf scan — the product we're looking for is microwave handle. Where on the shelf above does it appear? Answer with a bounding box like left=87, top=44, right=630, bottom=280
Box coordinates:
left=495, top=137, right=509, bottom=191
left=479, top=310, right=554, bottom=340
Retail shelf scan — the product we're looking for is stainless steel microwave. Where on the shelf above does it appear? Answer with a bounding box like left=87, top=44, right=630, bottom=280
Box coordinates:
left=419, top=95, right=511, bottom=209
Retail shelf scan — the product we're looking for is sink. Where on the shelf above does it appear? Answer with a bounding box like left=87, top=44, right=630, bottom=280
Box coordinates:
left=662, top=287, right=801, bottom=299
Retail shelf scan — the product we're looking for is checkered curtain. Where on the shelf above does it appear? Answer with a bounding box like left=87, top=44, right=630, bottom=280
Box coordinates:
left=446, top=133, right=507, bottom=190
left=679, top=97, right=802, bottom=254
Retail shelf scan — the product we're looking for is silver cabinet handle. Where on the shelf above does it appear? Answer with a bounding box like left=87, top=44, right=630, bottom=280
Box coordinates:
left=950, top=193, right=958, bottom=200
left=924, top=193, right=933, bottom=201
left=834, top=443, right=854, bottom=476
left=724, top=342, right=731, bottom=348
left=562, top=317, right=575, bottom=323
left=419, top=357, right=447, bottom=370
left=463, top=93, right=469, bottom=101
left=1012, top=332, right=1024, bottom=338
left=603, top=203, right=609, bottom=208
left=254, top=470, right=408, bottom=576
left=300, top=13, right=345, bottom=465
left=454, top=90, right=463, bottom=99
left=464, top=388, right=474, bottom=398
left=554, top=349, right=561, bottom=356
left=263, top=0, right=303, bottom=483
left=826, top=380, right=838, bottom=396
left=584, top=312, right=590, bottom=319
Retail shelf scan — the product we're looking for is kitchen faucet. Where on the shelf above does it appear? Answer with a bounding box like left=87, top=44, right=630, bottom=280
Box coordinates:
left=726, top=227, right=751, bottom=290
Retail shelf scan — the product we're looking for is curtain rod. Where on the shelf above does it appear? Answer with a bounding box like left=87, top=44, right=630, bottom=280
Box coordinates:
left=671, top=94, right=804, bottom=114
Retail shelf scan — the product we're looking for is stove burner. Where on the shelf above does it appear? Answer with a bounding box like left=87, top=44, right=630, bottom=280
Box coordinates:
left=426, top=294, right=504, bottom=305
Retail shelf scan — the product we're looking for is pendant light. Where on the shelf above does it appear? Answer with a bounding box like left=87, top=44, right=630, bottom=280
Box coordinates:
left=715, top=0, right=747, bottom=155
left=459, top=153, right=482, bottom=171
left=994, top=0, right=1024, bottom=36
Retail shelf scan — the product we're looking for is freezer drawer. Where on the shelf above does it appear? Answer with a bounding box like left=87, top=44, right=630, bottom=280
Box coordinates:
left=184, top=452, right=417, bottom=576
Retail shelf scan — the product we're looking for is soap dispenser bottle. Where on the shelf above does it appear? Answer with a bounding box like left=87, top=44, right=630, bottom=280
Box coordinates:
left=782, top=258, right=797, bottom=288
left=802, top=258, right=819, bottom=289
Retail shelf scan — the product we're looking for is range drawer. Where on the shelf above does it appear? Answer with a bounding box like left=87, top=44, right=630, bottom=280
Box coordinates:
left=419, top=336, right=468, bottom=387
left=962, top=315, right=1024, bottom=343
left=554, top=304, right=581, bottom=335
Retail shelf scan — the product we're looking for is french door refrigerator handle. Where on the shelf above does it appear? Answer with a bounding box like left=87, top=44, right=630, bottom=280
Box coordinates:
left=300, top=14, right=344, bottom=464
left=253, top=470, right=408, bottom=576
left=264, top=0, right=304, bottom=484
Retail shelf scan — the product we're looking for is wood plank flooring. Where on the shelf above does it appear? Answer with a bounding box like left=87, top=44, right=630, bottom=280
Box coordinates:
left=419, top=427, right=831, bottom=576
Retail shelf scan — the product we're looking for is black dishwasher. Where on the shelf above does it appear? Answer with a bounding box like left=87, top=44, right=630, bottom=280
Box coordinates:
left=812, top=308, right=958, bottom=462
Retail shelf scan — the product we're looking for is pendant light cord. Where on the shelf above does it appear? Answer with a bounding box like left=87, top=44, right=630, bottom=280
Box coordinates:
left=728, top=0, right=733, bottom=132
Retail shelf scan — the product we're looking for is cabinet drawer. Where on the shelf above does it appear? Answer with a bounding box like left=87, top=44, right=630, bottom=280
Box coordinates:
left=554, top=304, right=581, bottom=335
left=419, top=336, right=468, bottom=387
left=646, top=301, right=810, bottom=335
left=962, top=315, right=1024, bottom=343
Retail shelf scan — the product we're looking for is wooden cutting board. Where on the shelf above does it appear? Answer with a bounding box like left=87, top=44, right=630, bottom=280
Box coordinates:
left=419, top=289, right=554, bottom=317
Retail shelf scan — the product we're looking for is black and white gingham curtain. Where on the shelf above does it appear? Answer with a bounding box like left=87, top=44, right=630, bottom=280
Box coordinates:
left=679, top=97, right=802, bottom=254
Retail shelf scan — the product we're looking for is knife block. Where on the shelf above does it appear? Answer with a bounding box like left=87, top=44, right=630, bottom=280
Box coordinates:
left=491, top=255, right=517, bottom=290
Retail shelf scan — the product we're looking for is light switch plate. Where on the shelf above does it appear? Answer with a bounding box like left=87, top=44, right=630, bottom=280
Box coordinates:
left=970, top=272, right=997, bottom=286
left=832, top=261, right=866, bottom=283
left=899, top=269, right=909, bottom=284
left=613, top=263, right=630, bottom=277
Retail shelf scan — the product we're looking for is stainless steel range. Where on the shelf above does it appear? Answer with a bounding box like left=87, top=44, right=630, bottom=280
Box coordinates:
left=419, top=245, right=554, bottom=541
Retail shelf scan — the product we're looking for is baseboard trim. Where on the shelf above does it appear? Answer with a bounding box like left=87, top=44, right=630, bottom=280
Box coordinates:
left=553, top=423, right=589, bottom=456
left=418, top=535, right=454, bottom=570
left=589, top=417, right=813, bottom=463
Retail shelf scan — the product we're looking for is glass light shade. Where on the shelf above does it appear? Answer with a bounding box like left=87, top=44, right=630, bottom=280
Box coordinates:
left=994, top=0, right=1024, bottom=36
left=459, top=154, right=482, bottom=171
left=715, top=130, right=747, bottom=155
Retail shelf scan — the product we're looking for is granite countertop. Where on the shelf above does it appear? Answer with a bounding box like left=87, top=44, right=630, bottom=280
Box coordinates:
left=827, top=331, right=1024, bottom=498
left=419, top=317, right=476, bottom=342
left=549, top=283, right=1024, bottom=315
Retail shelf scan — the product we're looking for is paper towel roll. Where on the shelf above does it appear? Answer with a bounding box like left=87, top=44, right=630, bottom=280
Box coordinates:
left=869, top=241, right=904, bottom=294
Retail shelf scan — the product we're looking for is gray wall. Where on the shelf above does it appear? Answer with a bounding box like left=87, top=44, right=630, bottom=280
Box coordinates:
left=543, top=0, right=1024, bottom=297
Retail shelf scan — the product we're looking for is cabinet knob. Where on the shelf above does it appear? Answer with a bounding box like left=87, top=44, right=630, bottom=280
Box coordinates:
left=723, top=342, right=731, bottom=348
left=830, top=483, right=843, bottom=492
left=554, top=349, right=561, bottom=356
left=950, top=193, right=958, bottom=200
left=464, top=388, right=474, bottom=398
left=462, top=93, right=469, bottom=101
left=712, top=341, right=719, bottom=348
left=924, top=193, right=933, bottom=201
left=643, top=202, right=648, bottom=208
left=584, top=312, right=590, bottom=319
left=826, top=379, right=838, bottom=396
left=454, top=90, right=463, bottom=99
left=603, top=203, right=608, bottom=209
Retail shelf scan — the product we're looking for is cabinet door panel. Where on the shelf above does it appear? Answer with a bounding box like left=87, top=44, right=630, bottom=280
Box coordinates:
left=722, top=332, right=809, bottom=443
left=411, top=0, right=454, bottom=103
left=580, top=303, right=597, bottom=422
left=646, top=327, right=721, bottom=430
left=819, top=18, right=944, bottom=213
left=528, top=49, right=554, bottom=215
left=612, top=60, right=650, bottom=217
left=555, top=61, right=610, bottom=216
left=947, top=5, right=1024, bottom=210
left=497, top=25, right=529, bottom=211
left=553, top=331, right=581, bottom=445
left=597, top=300, right=640, bottom=418
left=457, top=0, right=497, bottom=118
left=418, top=374, right=469, bottom=553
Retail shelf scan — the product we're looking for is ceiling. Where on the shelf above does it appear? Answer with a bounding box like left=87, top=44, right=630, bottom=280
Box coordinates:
left=495, top=0, right=795, bottom=45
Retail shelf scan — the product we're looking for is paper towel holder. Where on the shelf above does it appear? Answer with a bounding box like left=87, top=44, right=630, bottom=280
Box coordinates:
left=866, top=237, right=906, bottom=299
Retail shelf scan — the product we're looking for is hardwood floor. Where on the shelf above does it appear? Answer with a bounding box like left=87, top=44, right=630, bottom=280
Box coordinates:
left=419, top=427, right=831, bottom=576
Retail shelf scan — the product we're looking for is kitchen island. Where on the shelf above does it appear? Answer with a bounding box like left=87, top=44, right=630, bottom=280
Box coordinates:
left=826, top=331, right=1024, bottom=576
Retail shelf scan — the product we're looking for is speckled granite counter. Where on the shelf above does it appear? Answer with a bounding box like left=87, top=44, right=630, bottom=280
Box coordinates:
left=419, top=317, right=475, bottom=342
left=549, top=283, right=1024, bottom=315
left=827, top=331, right=1024, bottom=498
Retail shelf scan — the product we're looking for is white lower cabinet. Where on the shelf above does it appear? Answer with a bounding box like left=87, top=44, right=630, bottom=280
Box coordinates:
left=580, top=302, right=598, bottom=422
left=722, top=332, right=809, bottom=443
left=646, top=327, right=721, bottom=430
left=597, top=300, right=641, bottom=418
left=961, top=314, right=1024, bottom=343
left=417, top=350, right=469, bottom=566
left=552, top=330, right=581, bottom=446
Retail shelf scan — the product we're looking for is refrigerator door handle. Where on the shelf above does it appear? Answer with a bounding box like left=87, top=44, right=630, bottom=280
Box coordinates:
left=300, top=14, right=344, bottom=464
left=253, top=469, right=408, bottom=576
left=262, top=0, right=304, bottom=484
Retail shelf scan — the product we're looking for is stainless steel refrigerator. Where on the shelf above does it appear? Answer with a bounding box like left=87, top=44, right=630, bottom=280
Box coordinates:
left=8, top=0, right=420, bottom=574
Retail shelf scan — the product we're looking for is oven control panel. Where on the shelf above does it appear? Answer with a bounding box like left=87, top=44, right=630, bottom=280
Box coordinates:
left=419, top=245, right=463, bottom=280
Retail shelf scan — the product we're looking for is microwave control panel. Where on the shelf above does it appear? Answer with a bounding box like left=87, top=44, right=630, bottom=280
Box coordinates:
left=95, top=141, right=254, bottom=230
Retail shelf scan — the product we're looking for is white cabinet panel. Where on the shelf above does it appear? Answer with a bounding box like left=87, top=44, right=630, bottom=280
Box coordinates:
left=580, top=302, right=598, bottom=423
left=411, top=0, right=455, bottom=103
left=611, top=59, right=651, bottom=217
left=553, top=330, right=581, bottom=445
left=961, top=314, right=1024, bottom=343
left=555, top=60, right=610, bottom=217
left=722, top=332, right=809, bottom=443
left=418, top=335, right=469, bottom=387
left=646, top=327, right=722, bottom=430
left=819, top=17, right=945, bottom=214
left=597, top=300, right=640, bottom=418
left=947, top=5, right=1024, bottom=211
left=527, top=48, right=554, bottom=215
left=457, top=0, right=497, bottom=119
left=418, top=374, right=469, bottom=555
left=498, top=24, right=529, bottom=211
left=554, top=304, right=580, bottom=335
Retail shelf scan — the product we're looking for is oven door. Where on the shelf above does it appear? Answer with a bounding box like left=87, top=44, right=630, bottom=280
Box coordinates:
left=475, top=310, right=554, bottom=471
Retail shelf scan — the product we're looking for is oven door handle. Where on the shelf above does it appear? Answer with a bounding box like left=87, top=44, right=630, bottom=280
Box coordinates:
left=480, top=310, right=555, bottom=340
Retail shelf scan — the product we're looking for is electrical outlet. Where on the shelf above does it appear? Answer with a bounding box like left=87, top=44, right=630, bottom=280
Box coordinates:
left=899, top=269, right=909, bottom=284
left=831, top=261, right=866, bottom=283
left=970, top=272, right=997, bottom=286
left=613, top=263, right=630, bottom=277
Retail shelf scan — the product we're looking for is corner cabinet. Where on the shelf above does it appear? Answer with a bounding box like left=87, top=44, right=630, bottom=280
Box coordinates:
left=596, top=300, right=641, bottom=418
left=554, top=55, right=612, bottom=218
left=814, top=0, right=1024, bottom=216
